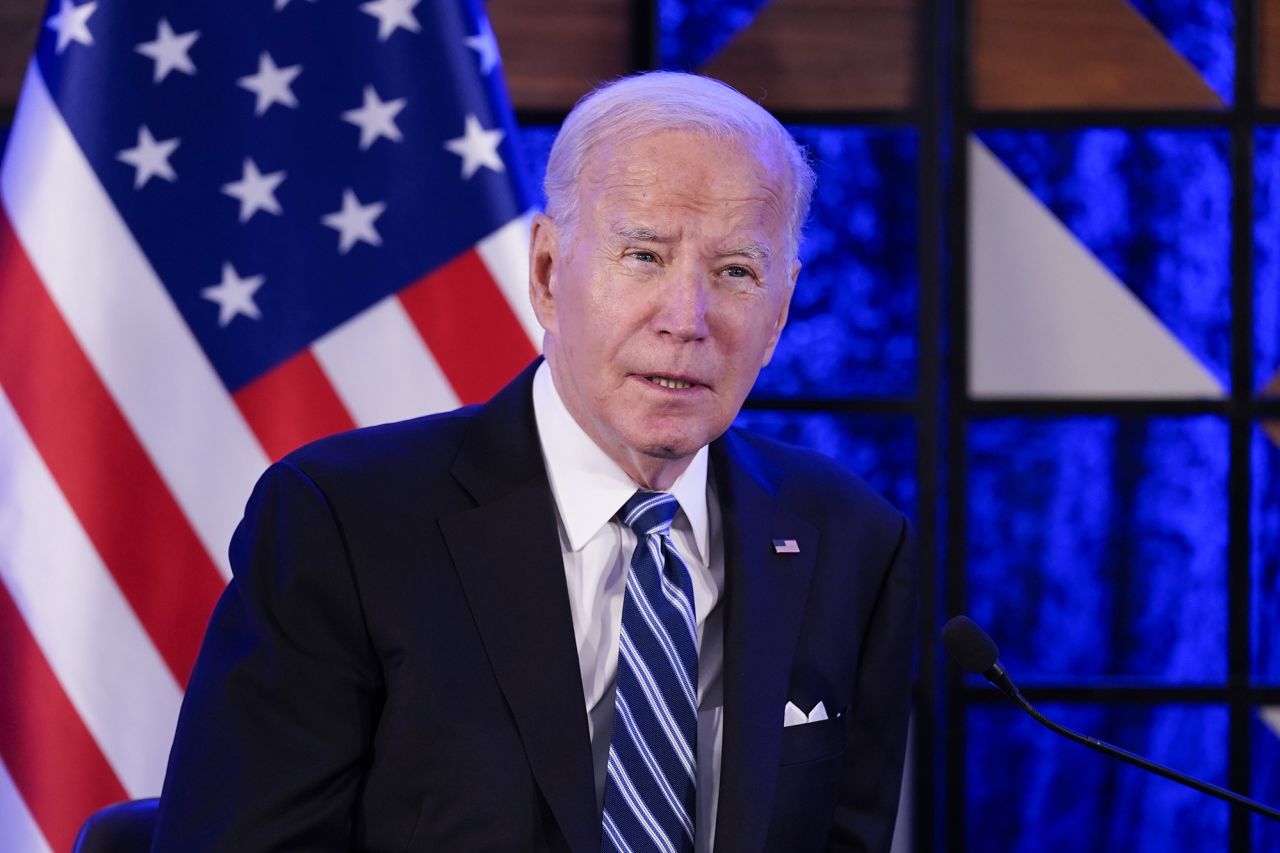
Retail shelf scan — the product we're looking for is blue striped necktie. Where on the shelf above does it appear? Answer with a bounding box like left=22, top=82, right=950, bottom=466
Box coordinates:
left=602, top=490, right=698, bottom=853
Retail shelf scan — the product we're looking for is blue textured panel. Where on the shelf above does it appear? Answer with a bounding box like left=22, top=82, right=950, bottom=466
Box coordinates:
left=979, top=130, right=1232, bottom=390
left=967, top=703, right=1229, bottom=852
left=732, top=411, right=916, bottom=519
left=518, top=124, right=920, bottom=399
left=1254, top=709, right=1280, bottom=852
left=967, top=416, right=1229, bottom=683
left=515, top=123, right=558, bottom=211
left=1127, top=0, right=1234, bottom=104
left=1254, top=128, right=1280, bottom=395
left=658, top=0, right=767, bottom=71
left=1254, top=425, right=1280, bottom=684
left=753, top=127, right=919, bottom=399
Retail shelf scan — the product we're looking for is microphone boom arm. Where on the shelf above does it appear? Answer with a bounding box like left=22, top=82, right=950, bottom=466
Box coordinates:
left=994, top=677, right=1280, bottom=823
left=941, top=615, right=1280, bottom=823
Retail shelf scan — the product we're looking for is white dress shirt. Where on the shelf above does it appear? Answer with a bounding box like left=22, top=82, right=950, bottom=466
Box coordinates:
left=532, top=361, right=726, bottom=852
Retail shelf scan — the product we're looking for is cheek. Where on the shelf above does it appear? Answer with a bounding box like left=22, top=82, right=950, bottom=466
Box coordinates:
left=715, top=299, right=778, bottom=346
left=560, top=299, right=625, bottom=372
left=583, top=284, right=646, bottom=347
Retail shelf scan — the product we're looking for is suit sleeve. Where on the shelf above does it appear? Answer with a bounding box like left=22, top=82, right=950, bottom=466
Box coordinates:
left=827, top=516, right=916, bottom=853
left=152, top=460, right=382, bottom=852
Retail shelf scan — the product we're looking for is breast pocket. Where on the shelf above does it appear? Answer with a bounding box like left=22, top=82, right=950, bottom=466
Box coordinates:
left=766, top=713, right=851, bottom=850
left=778, top=712, right=849, bottom=766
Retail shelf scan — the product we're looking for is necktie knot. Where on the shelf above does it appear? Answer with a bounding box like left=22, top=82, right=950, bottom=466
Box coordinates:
left=620, top=490, right=678, bottom=537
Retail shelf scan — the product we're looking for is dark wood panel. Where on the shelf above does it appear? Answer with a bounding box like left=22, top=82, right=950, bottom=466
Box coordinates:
left=1261, top=0, right=1280, bottom=106
left=1265, top=419, right=1280, bottom=447
left=1262, top=373, right=1280, bottom=399
left=0, top=2, right=632, bottom=117
left=700, top=0, right=915, bottom=111
left=0, top=0, right=43, bottom=115
left=973, top=0, right=1222, bottom=110
left=487, top=0, right=633, bottom=112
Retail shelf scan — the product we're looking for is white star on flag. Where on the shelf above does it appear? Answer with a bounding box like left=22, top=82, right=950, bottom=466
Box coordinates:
left=464, top=19, right=500, bottom=75
left=45, top=0, right=97, bottom=53
left=237, top=52, right=302, bottom=116
left=135, top=19, right=199, bottom=83
left=274, top=0, right=317, bottom=9
left=444, top=114, right=505, bottom=179
left=341, top=86, right=407, bottom=150
left=200, top=262, right=266, bottom=327
left=360, top=0, right=421, bottom=41
left=116, top=126, right=180, bottom=189
left=321, top=189, right=386, bottom=253
left=222, top=159, right=285, bottom=222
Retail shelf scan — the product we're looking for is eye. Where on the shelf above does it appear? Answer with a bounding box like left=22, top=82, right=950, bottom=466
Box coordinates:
left=629, top=250, right=659, bottom=263
left=721, top=265, right=754, bottom=278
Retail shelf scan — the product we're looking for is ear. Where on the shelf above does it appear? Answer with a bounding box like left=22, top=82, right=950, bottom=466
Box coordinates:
left=528, top=213, right=561, bottom=334
left=760, top=259, right=799, bottom=367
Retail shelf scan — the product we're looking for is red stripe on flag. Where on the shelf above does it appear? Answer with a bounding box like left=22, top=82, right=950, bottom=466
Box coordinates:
left=0, top=583, right=129, bottom=853
left=399, top=248, right=537, bottom=404
left=233, top=348, right=357, bottom=461
left=0, top=211, right=224, bottom=686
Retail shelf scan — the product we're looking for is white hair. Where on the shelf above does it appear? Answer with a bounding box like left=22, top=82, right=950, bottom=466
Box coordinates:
left=543, top=71, right=816, bottom=261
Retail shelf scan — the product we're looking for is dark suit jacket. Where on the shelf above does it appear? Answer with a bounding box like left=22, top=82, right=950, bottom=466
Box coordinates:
left=153, top=361, right=915, bottom=853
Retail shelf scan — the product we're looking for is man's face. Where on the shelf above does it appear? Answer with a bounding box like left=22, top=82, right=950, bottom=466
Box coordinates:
left=530, top=129, right=797, bottom=485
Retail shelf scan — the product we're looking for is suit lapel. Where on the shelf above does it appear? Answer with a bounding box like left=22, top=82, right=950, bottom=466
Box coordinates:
left=711, top=433, right=819, bottom=853
left=439, top=363, right=600, bottom=853
left=438, top=367, right=817, bottom=853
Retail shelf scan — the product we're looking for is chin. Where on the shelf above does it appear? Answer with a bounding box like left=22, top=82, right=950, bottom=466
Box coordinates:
left=632, top=427, right=718, bottom=461
left=641, top=443, right=691, bottom=461
left=619, top=413, right=727, bottom=461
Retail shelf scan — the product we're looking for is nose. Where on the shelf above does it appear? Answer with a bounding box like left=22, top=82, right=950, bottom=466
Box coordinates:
left=653, top=267, right=709, bottom=342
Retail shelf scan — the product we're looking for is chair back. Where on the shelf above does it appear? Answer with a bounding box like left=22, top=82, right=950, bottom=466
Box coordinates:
left=72, top=798, right=160, bottom=853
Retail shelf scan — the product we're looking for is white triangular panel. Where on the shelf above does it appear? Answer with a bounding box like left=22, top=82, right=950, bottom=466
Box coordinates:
left=968, top=138, right=1225, bottom=399
left=1262, top=705, right=1280, bottom=740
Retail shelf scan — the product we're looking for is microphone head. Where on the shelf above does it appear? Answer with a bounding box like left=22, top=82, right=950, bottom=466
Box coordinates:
left=941, top=615, right=1000, bottom=674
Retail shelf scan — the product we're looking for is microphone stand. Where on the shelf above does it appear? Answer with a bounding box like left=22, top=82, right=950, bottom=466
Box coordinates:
left=981, top=661, right=1280, bottom=822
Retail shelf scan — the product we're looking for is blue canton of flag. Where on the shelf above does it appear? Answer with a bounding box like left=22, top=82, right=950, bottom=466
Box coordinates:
left=36, top=0, right=537, bottom=395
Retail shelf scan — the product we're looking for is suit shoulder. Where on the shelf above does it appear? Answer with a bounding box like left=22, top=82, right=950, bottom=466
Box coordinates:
left=278, top=406, right=480, bottom=487
left=721, top=426, right=906, bottom=530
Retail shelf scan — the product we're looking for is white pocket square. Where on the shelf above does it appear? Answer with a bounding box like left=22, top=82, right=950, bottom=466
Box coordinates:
left=783, top=700, right=834, bottom=727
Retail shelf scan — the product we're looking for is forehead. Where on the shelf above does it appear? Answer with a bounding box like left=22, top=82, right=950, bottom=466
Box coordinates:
left=577, top=129, right=790, bottom=235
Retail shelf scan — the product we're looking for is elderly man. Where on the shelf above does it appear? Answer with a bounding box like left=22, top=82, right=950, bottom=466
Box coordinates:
left=153, top=72, right=915, bottom=853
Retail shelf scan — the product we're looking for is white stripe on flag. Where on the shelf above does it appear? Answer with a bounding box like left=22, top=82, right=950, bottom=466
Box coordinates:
left=0, top=387, right=183, bottom=797
left=0, top=760, right=52, bottom=853
left=476, top=210, right=542, bottom=347
left=313, top=295, right=461, bottom=426
left=0, top=62, right=269, bottom=580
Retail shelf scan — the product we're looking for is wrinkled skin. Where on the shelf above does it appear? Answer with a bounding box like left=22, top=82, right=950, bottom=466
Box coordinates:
left=529, top=129, right=799, bottom=490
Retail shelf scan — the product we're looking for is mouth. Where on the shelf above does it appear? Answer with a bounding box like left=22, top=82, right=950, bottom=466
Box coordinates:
left=635, top=372, right=704, bottom=392
left=645, top=375, right=695, bottom=390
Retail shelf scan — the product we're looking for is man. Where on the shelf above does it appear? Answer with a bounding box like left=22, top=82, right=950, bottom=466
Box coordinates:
left=153, top=72, right=914, bottom=852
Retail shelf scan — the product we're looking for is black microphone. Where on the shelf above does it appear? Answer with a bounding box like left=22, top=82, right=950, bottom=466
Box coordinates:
left=941, top=615, right=1280, bottom=822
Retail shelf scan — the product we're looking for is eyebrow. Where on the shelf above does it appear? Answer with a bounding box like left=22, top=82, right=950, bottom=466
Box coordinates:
left=718, top=244, right=771, bottom=262
left=613, top=225, right=667, bottom=242
left=611, top=225, right=772, bottom=262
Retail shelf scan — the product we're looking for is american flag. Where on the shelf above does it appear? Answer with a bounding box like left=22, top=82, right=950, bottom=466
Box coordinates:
left=0, top=0, right=539, bottom=849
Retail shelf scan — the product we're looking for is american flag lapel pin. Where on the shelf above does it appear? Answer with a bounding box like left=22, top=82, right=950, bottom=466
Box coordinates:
left=772, top=539, right=800, bottom=554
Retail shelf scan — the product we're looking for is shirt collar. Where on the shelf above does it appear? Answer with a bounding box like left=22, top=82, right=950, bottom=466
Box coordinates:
left=532, top=361, right=709, bottom=563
